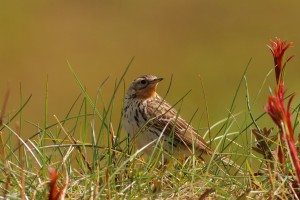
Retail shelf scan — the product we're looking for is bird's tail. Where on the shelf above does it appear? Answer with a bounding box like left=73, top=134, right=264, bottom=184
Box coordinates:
left=213, top=153, right=244, bottom=175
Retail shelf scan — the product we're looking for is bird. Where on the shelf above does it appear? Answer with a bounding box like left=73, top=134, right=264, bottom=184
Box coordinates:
left=122, top=74, right=214, bottom=160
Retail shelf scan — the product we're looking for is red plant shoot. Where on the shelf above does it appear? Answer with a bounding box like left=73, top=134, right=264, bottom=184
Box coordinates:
left=267, top=38, right=294, bottom=84
left=48, top=167, right=66, bottom=200
left=265, top=38, right=300, bottom=185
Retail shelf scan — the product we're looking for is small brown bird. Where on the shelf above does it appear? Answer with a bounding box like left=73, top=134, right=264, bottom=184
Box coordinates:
left=122, top=75, right=213, bottom=160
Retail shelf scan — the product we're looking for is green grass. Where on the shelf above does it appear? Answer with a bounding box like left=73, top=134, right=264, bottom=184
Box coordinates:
left=0, top=58, right=299, bottom=199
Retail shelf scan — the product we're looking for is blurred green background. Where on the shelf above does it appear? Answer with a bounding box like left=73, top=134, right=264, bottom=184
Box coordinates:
left=1, top=1, right=300, bottom=139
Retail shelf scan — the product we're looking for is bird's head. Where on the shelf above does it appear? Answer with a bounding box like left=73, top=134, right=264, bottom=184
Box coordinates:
left=127, top=75, right=163, bottom=99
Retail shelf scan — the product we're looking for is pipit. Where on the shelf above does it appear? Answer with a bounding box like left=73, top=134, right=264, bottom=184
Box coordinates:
left=122, top=74, right=215, bottom=160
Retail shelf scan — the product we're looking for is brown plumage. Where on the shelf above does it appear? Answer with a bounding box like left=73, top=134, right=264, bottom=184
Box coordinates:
left=122, top=75, right=213, bottom=159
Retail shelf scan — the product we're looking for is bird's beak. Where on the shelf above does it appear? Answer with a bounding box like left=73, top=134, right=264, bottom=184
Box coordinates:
left=151, top=77, right=163, bottom=84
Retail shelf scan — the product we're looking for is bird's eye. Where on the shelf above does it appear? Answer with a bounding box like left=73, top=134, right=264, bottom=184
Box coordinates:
left=140, top=80, right=147, bottom=84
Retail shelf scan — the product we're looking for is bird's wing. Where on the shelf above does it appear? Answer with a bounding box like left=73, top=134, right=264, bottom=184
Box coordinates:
left=148, top=96, right=212, bottom=154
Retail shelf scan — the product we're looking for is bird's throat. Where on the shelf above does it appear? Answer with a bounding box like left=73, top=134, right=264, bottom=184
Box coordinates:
left=136, top=85, right=157, bottom=99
